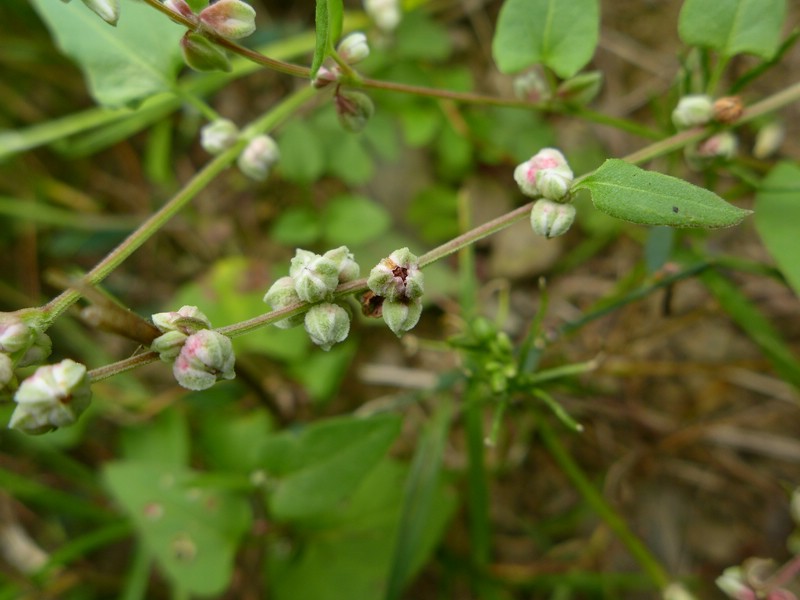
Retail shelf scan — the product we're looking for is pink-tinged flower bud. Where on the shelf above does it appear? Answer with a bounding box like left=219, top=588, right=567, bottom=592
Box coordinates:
left=201, top=119, right=239, bottom=154
left=0, top=354, right=13, bottom=389
left=716, top=567, right=756, bottom=600
left=367, top=247, right=424, bottom=301
left=0, top=317, right=34, bottom=354
left=514, top=148, right=573, bottom=198
left=323, top=246, right=360, bottom=283
left=337, top=32, right=370, bottom=64
left=199, top=0, right=256, bottom=40
left=151, top=330, right=189, bottom=362
left=180, top=32, right=232, bottom=72
left=685, top=132, right=738, bottom=170
left=152, top=306, right=211, bottom=335
left=672, top=94, right=713, bottom=129
left=753, top=121, right=784, bottom=159
left=173, top=329, right=235, bottom=391
left=16, top=333, right=53, bottom=368
left=237, top=135, right=280, bottom=181
left=363, top=0, right=401, bottom=31
left=311, top=66, right=341, bottom=89
left=290, top=251, right=339, bottom=303
left=164, top=0, right=196, bottom=22
left=335, top=90, right=375, bottom=133
left=263, top=276, right=304, bottom=329
left=80, top=0, right=120, bottom=26
left=530, top=198, right=576, bottom=238
left=556, top=71, right=603, bottom=106
left=9, top=359, right=92, bottom=435
left=304, top=303, right=350, bottom=351
left=382, top=297, right=422, bottom=337
left=512, top=68, right=551, bottom=103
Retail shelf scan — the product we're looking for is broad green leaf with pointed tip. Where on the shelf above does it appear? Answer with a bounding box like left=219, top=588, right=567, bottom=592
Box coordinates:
left=30, top=0, right=183, bottom=107
left=678, top=0, right=786, bottom=60
left=259, top=414, right=402, bottom=521
left=492, top=0, right=599, bottom=77
left=104, top=462, right=251, bottom=596
left=755, top=162, right=800, bottom=297
left=574, top=159, right=751, bottom=229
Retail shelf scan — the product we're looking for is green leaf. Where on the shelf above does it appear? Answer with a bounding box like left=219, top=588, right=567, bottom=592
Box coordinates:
left=259, top=414, right=402, bottom=521
left=574, top=159, right=751, bottom=229
left=321, top=194, right=391, bottom=246
left=278, top=120, right=326, bottom=184
left=30, top=0, right=183, bottom=107
left=198, top=408, right=274, bottom=473
left=119, top=407, right=189, bottom=468
left=104, top=462, right=251, bottom=596
left=492, top=0, right=599, bottom=77
left=678, top=0, right=786, bottom=60
left=755, top=162, right=800, bottom=297
left=270, top=207, right=323, bottom=246
left=311, top=0, right=329, bottom=78
left=327, top=0, right=344, bottom=47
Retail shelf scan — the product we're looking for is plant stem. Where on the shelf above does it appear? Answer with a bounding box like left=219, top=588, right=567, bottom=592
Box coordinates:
left=537, top=419, right=671, bottom=591
left=43, top=85, right=317, bottom=326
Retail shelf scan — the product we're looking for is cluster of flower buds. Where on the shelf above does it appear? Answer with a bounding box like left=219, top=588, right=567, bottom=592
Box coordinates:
left=363, top=0, right=401, bottom=32
left=166, top=0, right=256, bottom=71
left=1, top=313, right=53, bottom=391
left=9, top=359, right=92, bottom=435
left=263, top=247, right=360, bottom=350
left=366, top=247, right=425, bottom=337
left=716, top=558, right=798, bottom=600
left=512, top=68, right=551, bottom=104
left=513, top=148, right=577, bottom=238
left=237, top=135, right=280, bottom=181
left=150, top=306, right=235, bottom=391
left=60, top=0, right=119, bottom=26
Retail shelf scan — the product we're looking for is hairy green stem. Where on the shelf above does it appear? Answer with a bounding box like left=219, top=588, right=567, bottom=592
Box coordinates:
left=537, top=419, right=671, bottom=590
left=44, top=86, right=317, bottom=326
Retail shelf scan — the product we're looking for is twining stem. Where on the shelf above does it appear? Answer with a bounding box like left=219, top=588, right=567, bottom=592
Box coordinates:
left=43, top=85, right=318, bottom=326
left=537, top=419, right=671, bottom=590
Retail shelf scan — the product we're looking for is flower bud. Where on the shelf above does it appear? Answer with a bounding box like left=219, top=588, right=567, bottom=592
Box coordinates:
left=263, top=276, right=305, bottom=329
left=672, top=94, right=713, bottom=129
left=164, top=0, right=196, bottom=22
left=152, top=306, right=211, bottom=335
left=382, top=297, right=422, bottom=337
left=0, top=317, right=34, bottom=354
left=512, top=68, right=551, bottom=103
left=16, top=333, right=53, bottom=368
left=363, top=0, right=401, bottom=31
left=9, top=359, right=92, bottom=435
left=201, top=119, right=239, bottom=154
left=337, top=32, right=370, bottom=64
left=180, top=32, right=232, bottom=72
left=716, top=567, right=756, bottom=600
left=311, top=66, right=341, bottom=89
left=290, top=250, right=340, bottom=303
left=713, top=96, right=743, bottom=124
left=173, top=329, right=235, bottom=391
left=237, top=134, right=280, bottom=181
left=530, top=198, right=576, bottom=238
left=537, top=168, right=572, bottom=201
left=662, top=583, right=698, bottom=600
left=199, top=0, right=256, bottom=39
left=0, top=354, right=13, bottom=389
left=753, top=121, right=784, bottom=159
left=151, top=330, right=189, bottom=362
left=367, top=247, right=424, bottom=301
left=685, top=132, right=738, bottom=169
left=323, top=246, right=360, bottom=283
left=80, top=0, right=120, bottom=26
left=304, top=303, right=350, bottom=351
left=514, top=148, right=573, bottom=198
left=335, top=90, right=375, bottom=133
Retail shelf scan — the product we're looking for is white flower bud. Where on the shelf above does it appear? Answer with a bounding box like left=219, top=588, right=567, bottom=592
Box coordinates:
left=237, top=135, right=280, bottom=181
left=537, top=168, right=572, bottom=201
left=290, top=250, right=339, bottom=303
left=173, top=330, right=235, bottom=391
left=514, top=148, right=573, bottom=198
left=672, top=95, right=713, bottom=130
left=80, top=0, right=120, bottom=26
left=382, top=298, right=422, bottom=337
left=263, top=276, right=304, bottom=329
left=198, top=0, right=256, bottom=40
left=304, top=303, right=350, bottom=351
left=512, top=68, right=550, bottom=103
left=0, top=317, right=34, bottom=354
left=363, top=0, right=401, bottom=31
left=151, top=306, right=211, bottom=335
left=322, top=246, right=360, bottom=283
left=753, top=121, right=784, bottom=159
left=16, top=333, right=53, bottom=368
left=530, top=199, right=576, bottom=238
left=9, top=359, right=92, bottom=435
left=201, top=119, right=239, bottom=154
left=337, top=32, right=370, bottom=64
left=715, top=567, right=755, bottom=600
left=367, top=247, right=424, bottom=301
